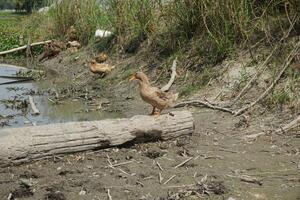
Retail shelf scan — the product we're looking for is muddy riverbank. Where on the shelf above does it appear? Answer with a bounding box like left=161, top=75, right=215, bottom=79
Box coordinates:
left=0, top=47, right=299, bottom=199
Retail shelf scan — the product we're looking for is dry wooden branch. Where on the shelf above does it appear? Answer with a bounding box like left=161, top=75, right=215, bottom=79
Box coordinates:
left=231, top=52, right=273, bottom=105
left=231, top=21, right=296, bottom=106
left=234, top=41, right=300, bottom=116
left=0, top=40, right=52, bottom=56
left=156, top=161, right=164, bottom=171
left=0, top=110, right=194, bottom=166
left=112, top=160, right=134, bottom=167
left=174, top=157, right=193, bottom=168
left=240, top=175, right=263, bottom=186
left=107, top=189, right=112, bottom=200
left=161, top=58, right=177, bottom=92
left=245, top=115, right=300, bottom=140
left=163, top=175, right=176, bottom=185
left=158, top=172, right=163, bottom=184
left=175, top=99, right=234, bottom=114
left=28, top=96, right=40, bottom=115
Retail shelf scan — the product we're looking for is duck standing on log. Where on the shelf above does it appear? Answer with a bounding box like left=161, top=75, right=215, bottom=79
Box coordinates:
left=130, top=72, right=178, bottom=116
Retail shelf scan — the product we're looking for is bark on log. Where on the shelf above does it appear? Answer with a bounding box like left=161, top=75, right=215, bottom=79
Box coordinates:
left=0, top=110, right=194, bottom=167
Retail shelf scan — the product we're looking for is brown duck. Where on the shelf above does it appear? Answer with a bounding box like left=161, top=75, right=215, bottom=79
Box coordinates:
left=90, top=59, right=115, bottom=74
left=130, top=72, right=178, bottom=116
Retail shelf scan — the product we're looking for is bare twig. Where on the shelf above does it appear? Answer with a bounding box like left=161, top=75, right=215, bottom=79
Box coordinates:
left=201, top=155, right=224, bottom=160
left=163, top=175, right=176, bottom=185
left=158, top=172, right=163, bottom=184
left=136, top=181, right=144, bottom=187
left=174, top=157, right=193, bottom=168
left=218, top=148, right=238, bottom=153
left=156, top=161, right=164, bottom=171
left=234, top=40, right=300, bottom=116
left=117, top=168, right=131, bottom=176
left=245, top=115, right=300, bottom=140
left=175, top=99, right=234, bottom=114
left=112, top=160, right=134, bottom=167
left=165, top=184, right=196, bottom=188
left=143, top=176, right=153, bottom=180
left=227, top=174, right=262, bottom=185
left=28, top=96, right=40, bottom=115
left=0, top=40, right=52, bottom=56
left=240, top=175, right=263, bottom=186
left=152, top=69, right=165, bottom=84
left=107, top=189, right=112, bottom=200
left=106, top=154, right=114, bottom=168
left=161, top=58, right=177, bottom=92
left=232, top=19, right=296, bottom=106
left=231, top=56, right=271, bottom=105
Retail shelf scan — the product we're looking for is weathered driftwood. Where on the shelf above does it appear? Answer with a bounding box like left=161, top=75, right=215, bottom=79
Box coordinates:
left=161, top=58, right=177, bottom=92
left=0, top=110, right=194, bottom=167
left=0, top=40, right=52, bottom=56
left=28, top=95, right=40, bottom=115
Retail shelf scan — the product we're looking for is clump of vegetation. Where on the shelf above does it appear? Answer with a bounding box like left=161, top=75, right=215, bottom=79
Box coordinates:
left=13, top=0, right=46, bottom=13
left=0, top=12, right=24, bottom=51
left=105, top=0, right=158, bottom=52
left=15, top=0, right=298, bottom=59
left=47, top=0, right=108, bottom=45
left=160, top=0, right=299, bottom=66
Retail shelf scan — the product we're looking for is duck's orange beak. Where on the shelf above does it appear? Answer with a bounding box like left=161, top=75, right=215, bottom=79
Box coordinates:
left=129, top=74, right=137, bottom=81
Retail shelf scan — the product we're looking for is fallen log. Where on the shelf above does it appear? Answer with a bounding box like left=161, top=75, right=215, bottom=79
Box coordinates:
left=0, top=40, right=52, bottom=56
left=0, top=110, right=194, bottom=167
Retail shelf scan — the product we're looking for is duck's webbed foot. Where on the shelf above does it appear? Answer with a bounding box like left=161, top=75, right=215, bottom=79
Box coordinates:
left=153, top=109, right=162, bottom=117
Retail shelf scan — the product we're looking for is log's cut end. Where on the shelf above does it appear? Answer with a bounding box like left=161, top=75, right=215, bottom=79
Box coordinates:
left=0, top=110, right=194, bottom=167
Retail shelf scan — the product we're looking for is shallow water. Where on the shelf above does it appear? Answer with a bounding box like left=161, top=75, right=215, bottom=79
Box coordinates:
left=0, top=64, right=121, bottom=129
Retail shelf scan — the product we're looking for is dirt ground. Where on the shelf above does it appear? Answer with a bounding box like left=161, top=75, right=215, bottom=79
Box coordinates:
left=0, top=49, right=299, bottom=200
left=0, top=108, right=299, bottom=200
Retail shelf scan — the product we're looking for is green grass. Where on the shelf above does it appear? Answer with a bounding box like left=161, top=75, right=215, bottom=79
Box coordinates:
left=0, top=12, right=26, bottom=51
left=179, top=67, right=218, bottom=96
left=179, top=84, right=199, bottom=97
left=20, top=0, right=299, bottom=60
left=47, top=0, right=109, bottom=45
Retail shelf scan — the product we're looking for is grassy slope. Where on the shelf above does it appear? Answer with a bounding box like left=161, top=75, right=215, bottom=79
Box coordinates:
left=1, top=0, right=299, bottom=114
